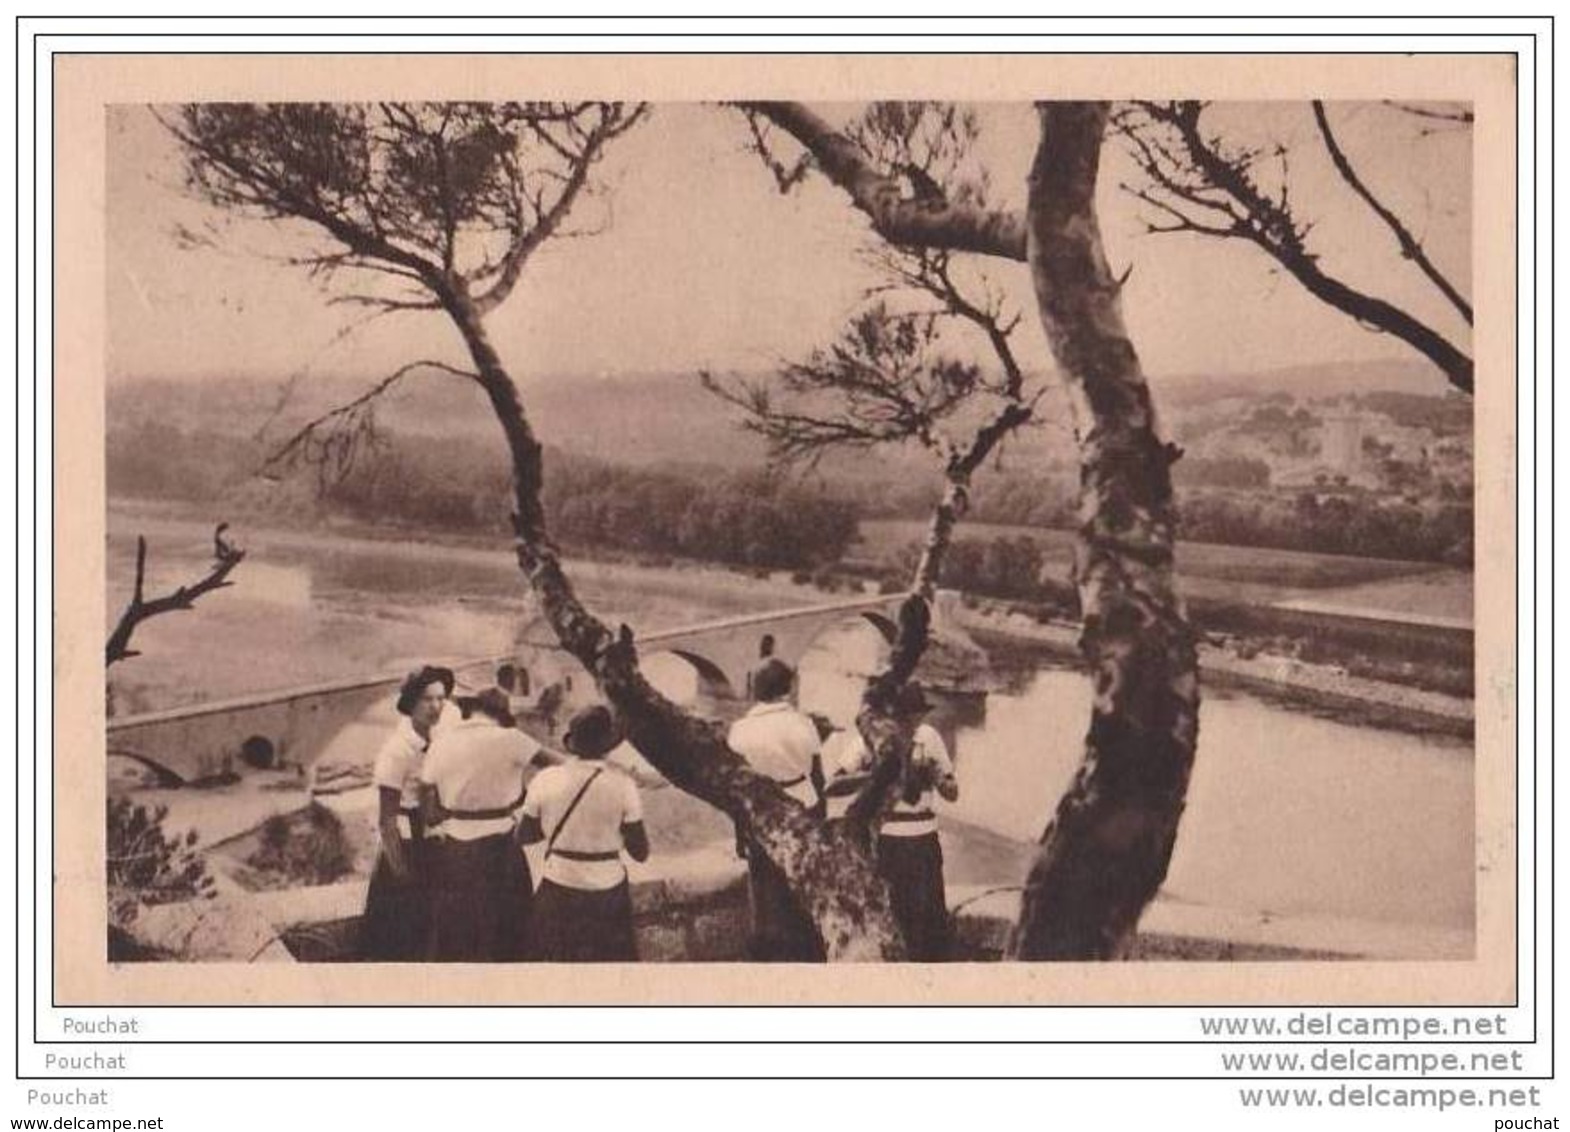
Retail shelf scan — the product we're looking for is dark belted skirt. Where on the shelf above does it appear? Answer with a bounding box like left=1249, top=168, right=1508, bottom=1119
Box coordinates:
left=359, top=835, right=431, bottom=962
left=425, top=833, right=535, bottom=962
left=876, top=831, right=952, bottom=962
left=530, top=878, right=638, bottom=963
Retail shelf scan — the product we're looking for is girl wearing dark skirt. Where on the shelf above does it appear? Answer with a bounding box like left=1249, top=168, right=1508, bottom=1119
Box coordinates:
left=360, top=665, right=452, bottom=962
left=517, top=705, right=649, bottom=962
left=826, top=683, right=959, bottom=962
left=419, top=687, right=562, bottom=962
left=876, top=684, right=959, bottom=962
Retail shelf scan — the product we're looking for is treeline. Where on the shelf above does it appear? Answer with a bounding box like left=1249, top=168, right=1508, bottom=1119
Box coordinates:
left=860, top=477, right=1469, bottom=566
left=325, top=438, right=860, bottom=568
left=107, top=421, right=858, bottom=571
left=1183, top=491, right=1472, bottom=566
left=848, top=470, right=1079, bottom=529
left=540, top=456, right=858, bottom=569
left=107, top=418, right=1470, bottom=572
left=935, top=536, right=1059, bottom=603
left=877, top=534, right=1072, bottom=612
left=106, top=420, right=264, bottom=503
left=879, top=497, right=1472, bottom=613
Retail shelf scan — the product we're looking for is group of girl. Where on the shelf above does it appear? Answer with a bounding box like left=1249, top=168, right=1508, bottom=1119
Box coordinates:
left=358, top=664, right=650, bottom=963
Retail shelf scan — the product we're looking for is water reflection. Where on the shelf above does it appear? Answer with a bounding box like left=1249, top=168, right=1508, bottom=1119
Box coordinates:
left=948, top=669, right=1473, bottom=931
left=108, top=516, right=1474, bottom=933
left=799, top=620, right=1472, bottom=932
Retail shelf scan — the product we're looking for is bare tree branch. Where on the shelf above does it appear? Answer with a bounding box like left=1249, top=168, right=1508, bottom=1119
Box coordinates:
left=740, top=108, right=812, bottom=193
left=737, top=101, right=1028, bottom=259
left=1118, top=100, right=1473, bottom=393
left=107, top=526, right=245, bottom=666
left=260, top=358, right=480, bottom=482
left=169, top=99, right=906, bottom=960
left=1382, top=100, right=1475, bottom=126
left=718, top=104, right=1052, bottom=848
left=471, top=102, right=649, bottom=316
left=1312, top=100, right=1473, bottom=324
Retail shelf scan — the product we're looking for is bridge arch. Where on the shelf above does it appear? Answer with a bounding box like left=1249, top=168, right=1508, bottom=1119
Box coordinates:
left=106, top=595, right=910, bottom=785
left=107, top=747, right=185, bottom=789
left=794, top=613, right=897, bottom=726
left=665, top=650, right=736, bottom=700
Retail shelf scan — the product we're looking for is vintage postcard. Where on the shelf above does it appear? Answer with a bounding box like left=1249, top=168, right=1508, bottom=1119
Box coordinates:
left=54, top=51, right=1516, bottom=1005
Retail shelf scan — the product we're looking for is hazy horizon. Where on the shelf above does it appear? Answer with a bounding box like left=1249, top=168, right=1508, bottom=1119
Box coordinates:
left=106, top=351, right=1440, bottom=389
left=107, top=101, right=1471, bottom=398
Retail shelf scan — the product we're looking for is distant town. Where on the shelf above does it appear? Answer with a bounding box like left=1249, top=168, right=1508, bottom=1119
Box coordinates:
left=106, top=356, right=1474, bottom=574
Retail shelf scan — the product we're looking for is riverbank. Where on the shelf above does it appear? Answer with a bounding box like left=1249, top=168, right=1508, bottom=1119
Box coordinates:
left=107, top=503, right=1474, bottom=967
left=110, top=497, right=828, bottom=612
left=965, top=605, right=1473, bottom=740
left=110, top=497, right=1474, bottom=728
left=107, top=500, right=837, bottom=715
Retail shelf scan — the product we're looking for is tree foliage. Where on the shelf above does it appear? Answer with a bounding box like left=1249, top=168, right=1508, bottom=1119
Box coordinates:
left=170, top=100, right=909, bottom=959
left=171, top=102, right=641, bottom=316
left=723, top=100, right=1042, bottom=829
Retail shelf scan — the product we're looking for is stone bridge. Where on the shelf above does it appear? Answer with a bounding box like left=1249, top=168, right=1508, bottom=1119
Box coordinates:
left=106, top=593, right=907, bottom=785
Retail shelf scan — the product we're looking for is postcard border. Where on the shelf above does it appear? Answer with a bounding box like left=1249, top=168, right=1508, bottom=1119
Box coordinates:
left=31, top=27, right=1541, bottom=1057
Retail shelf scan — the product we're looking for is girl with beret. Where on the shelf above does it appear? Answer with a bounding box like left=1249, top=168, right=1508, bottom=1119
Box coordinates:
left=359, top=665, right=453, bottom=962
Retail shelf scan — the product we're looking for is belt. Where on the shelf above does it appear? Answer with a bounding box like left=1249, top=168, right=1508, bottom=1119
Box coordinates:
left=395, top=807, right=426, bottom=840
left=441, top=789, right=527, bottom=823
left=551, top=848, right=621, bottom=862
left=775, top=774, right=808, bottom=789
left=884, top=810, right=935, bottom=823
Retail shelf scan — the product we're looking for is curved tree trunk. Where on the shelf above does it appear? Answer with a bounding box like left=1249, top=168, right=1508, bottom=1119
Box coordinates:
left=912, top=477, right=966, bottom=600
left=1009, top=103, right=1202, bottom=960
left=848, top=471, right=966, bottom=829
left=722, top=99, right=1204, bottom=961
left=438, top=284, right=903, bottom=960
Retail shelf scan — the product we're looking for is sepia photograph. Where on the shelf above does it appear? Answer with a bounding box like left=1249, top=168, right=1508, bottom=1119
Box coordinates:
left=57, top=51, right=1514, bottom=1004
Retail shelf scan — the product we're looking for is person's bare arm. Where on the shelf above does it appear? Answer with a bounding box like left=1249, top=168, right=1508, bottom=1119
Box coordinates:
left=921, top=727, right=960, bottom=803
left=515, top=814, right=545, bottom=847
left=621, top=820, right=651, bottom=863
left=377, top=786, right=409, bottom=878
left=418, top=782, right=446, bottom=832
left=529, top=745, right=568, bottom=769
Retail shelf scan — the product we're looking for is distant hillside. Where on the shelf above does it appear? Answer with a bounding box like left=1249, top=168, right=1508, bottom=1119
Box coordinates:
left=108, top=355, right=1460, bottom=477
left=106, top=353, right=1473, bottom=570
left=1155, top=357, right=1453, bottom=405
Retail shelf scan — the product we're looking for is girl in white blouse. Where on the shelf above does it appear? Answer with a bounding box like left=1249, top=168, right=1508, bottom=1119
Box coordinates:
left=358, top=665, right=452, bottom=962
left=517, top=705, right=650, bottom=961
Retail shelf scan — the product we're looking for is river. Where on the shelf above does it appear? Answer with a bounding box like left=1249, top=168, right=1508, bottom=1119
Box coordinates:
left=106, top=506, right=832, bottom=714
left=107, top=506, right=1475, bottom=938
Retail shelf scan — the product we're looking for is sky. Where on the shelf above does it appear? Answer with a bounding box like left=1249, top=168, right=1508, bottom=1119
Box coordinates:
left=105, top=101, right=1472, bottom=394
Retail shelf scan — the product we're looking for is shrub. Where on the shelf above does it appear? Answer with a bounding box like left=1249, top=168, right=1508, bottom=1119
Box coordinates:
left=245, top=804, right=354, bottom=887
left=106, top=797, right=217, bottom=927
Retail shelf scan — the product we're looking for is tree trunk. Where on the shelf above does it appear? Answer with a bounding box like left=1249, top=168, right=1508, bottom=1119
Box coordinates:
left=1010, top=103, right=1201, bottom=960
left=912, top=476, right=967, bottom=600
left=439, top=285, right=904, bottom=960
left=847, top=472, right=963, bottom=830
